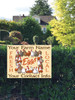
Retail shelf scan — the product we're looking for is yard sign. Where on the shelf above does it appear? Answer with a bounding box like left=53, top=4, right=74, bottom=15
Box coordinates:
left=7, top=45, right=52, bottom=78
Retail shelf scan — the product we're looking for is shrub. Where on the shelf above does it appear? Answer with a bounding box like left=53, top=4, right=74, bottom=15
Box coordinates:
left=9, top=31, right=23, bottom=41
left=4, top=36, right=20, bottom=45
left=46, top=36, right=54, bottom=45
left=0, top=19, right=19, bottom=31
left=12, top=37, right=21, bottom=45
left=4, top=36, right=13, bottom=42
left=33, top=35, right=39, bottom=44
left=42, top=40, right=46, bottom=44
left=0, top=41, right=6, bottom=44
left=0, top=30, right=9, bottom=40
left=0, top=40, right=12, bottom=45
left=46, top=36, right=58, bottom=46
left=0, top=46, right=75, bottom=99
left=0, top=19, right=43, bottom=44
left=0, top=20, right=10, bottom=30
left=6, top=40, right=13, bottom=44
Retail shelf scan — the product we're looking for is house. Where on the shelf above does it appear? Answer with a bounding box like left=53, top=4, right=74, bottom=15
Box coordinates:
left=32, top=15, right=55, bottom=33
left=13, top=14, right=55, bottom=33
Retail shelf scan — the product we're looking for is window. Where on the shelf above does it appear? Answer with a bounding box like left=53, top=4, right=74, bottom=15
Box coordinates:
left=42, top=27, right=46, bottom=34
left=35, top=18, right=40, bottom=23
left=35, top=18, right=38, bottom=22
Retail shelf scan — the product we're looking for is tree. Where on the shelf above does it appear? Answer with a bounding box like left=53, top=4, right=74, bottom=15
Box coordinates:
left=20, top=17, right=43, bottom=44
left=50, top=0, right=75, bottom=47
left=30, top=0, right=52, bottom=16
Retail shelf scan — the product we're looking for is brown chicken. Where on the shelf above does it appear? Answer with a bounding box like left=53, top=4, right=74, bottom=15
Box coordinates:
left=23, top=49, right=27, bottom=56
left=23, top=49, right=31, bottom=56
left=38, top=50, right=42, bottom=55
left=26, top=51, right=31, bottom=56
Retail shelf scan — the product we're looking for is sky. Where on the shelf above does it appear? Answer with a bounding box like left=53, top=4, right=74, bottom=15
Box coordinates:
left=0, top=0, right=54, bottom=20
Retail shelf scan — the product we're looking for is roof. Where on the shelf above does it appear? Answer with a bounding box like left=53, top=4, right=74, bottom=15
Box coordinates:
left=40, top=16, right=55, bottom=25
left=13, top=15, right=56, bottom=25
left=13, top=15, right=26, bottom=22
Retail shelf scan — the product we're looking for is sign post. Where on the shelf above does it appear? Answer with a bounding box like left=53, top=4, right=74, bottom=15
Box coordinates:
left=7, top=45, right=52, bottom=78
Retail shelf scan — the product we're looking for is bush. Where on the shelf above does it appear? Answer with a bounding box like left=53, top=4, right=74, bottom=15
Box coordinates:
left=46, top=36, right=54, bottom=45
left=46, top=36, right=58, bottom=46
left=4, top=36, right=21, bottom=45
left=0, top=41, right=6, bottom=44
left=0, top=19, right=19, bottom=31
left=0, top=46, right=75, bottom=99
left=0, top=20, right=10, bottom=30
left=0, top=19, right=43, bottom=44
left=0, top=30, right=9, bottom=40
left=4, top=36, right=13, bottom=42
left=42, top=40, right=46, bottom=44
left=33, top=35, right=39, bottom=44
left=0, top=40, right=12, bottom=45
left=9, top=31, right=23, bottom=41
left=12, top=37, right=21, bottom=44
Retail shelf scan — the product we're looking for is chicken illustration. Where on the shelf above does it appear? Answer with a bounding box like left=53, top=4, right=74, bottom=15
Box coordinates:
left=26, top=51, right=31, bottom=56
left=37, top=60, right=42, bottom=66
left=23, top=49, right=31, bottom=56
left=40, top=57, right=43, bottom=62
left=36, top=67, right=39, bottom=73
left=29, top=67, right=33, bottom=73
left=31, top=50, right=34, bottom=57
left=15, top=63, right=22, bottom=73
left=15, top=66, right=18, bottom=71
left=16, top=63, right=19, bottom=68
left=15, top=63, right=21, bottom=72
left=18, top=61, right=22, bottom=65
left=15, top=56, right=18, bottom=60
left=21, top=68, right=26, bottom=73
left=16, top=50, right=19, bottom=55
left=39, top=66, right=43, bottom=73
left=37, top=57, right=40, bottom=60
left=23, top=49, right=27, bottom=56
left=18, top=68, right=22, bottom=73
left=26, top=66, right=29, bottom=73
left=39, top=64, right=43, bottom=69
left=15, top=56, right=19, bottom=65
left=37, top=56, right=43, bottom=64
left=33, top=67, right=37, bottom=74
left=38, top=51, right=42, bottom=55
left=18, top=56, right=22, bottom=63
left=37, top=56, right=42, bottom=60
left=16, top=50, right=19, bottom=57
left=34, top=50, right=39, bottom=56
left=33, top=67, right=39, bottom=74
left=38, top=54, right=42, bottom=58
left=18, top=64, right=23, bottom=73
left=19, top=50, right=23, bottom=56
left=17, top=63, right=21, bottom=68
